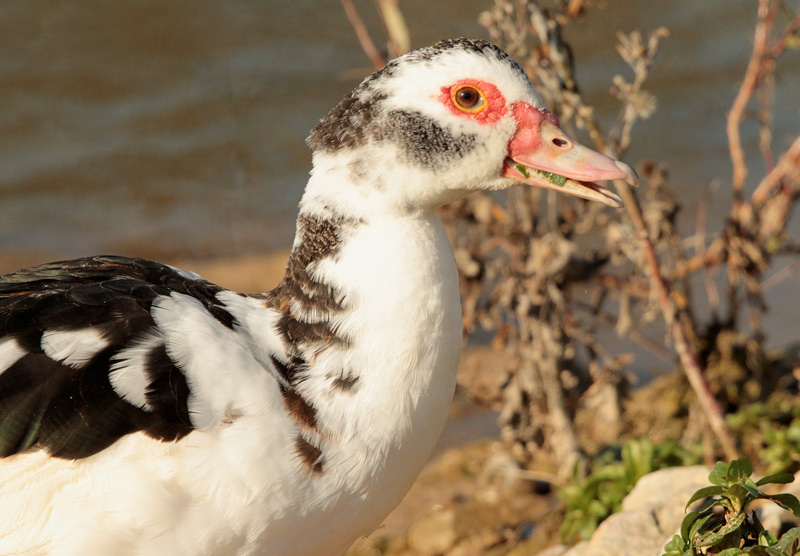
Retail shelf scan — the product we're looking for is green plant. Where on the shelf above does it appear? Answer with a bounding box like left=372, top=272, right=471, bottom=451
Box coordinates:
left=560, top=438, right=700, bottom=540
left=729, top=403, right=800, bottom=475
left=663, top=458, right=800, bottom=555
left=762, top=420, right=800, bottom=475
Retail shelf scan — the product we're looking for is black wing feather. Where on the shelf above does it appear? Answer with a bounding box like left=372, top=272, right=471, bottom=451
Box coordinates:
left=0, top=255, right=235, bottom=459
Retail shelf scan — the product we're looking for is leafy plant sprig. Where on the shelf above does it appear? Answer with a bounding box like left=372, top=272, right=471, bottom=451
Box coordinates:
left=663, top=458, right=800, bottom=556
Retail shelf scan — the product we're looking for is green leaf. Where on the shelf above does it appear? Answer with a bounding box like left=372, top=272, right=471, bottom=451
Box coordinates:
left=685, top=485, right=725, bottom=510
left=695, top=512, right=746, bottom=548
left=763, top=548, right=791, bottom=556
left=725, top=483, right=752, bottom=512
left=710, top=461, right=730, bottom=486
left=622, top=438, right=652, bottom=481
left=695, top=496, right=720, bottom=513
left=762, top=493, right=800, bottom=518
left=715, top=548, right=745, bottom=556
left=662, top=534, right=687, bottom=556
left=758, top=529, right=779, bottom=547
left=727, top=458, right=754, bottom=484
left=775, top=526, right=800, bottom=553
left=739, top=481, right=762, bottom=501
left=680, top=510, right=699, bottom=541
left=688, top=512, right=716, bottom=543
left=718, top=497, right=735, bottom=512
left=743, top=548, right=782, bottom=556
left=663, top=534, right=682, bottom=549
left=681, top=509, right=714, bottom=541
left=756, top=473, right=796, bottom=487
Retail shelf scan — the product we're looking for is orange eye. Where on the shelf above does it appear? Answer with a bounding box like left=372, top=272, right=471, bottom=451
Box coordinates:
left=452, top=85, right=486, bottom=113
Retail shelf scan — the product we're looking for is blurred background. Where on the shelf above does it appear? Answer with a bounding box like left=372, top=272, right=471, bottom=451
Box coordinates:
left=1, top=0, right=798, bottom=348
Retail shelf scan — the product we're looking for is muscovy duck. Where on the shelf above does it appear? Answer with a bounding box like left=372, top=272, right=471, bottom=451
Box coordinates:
left=0, top=38, right=636, bottom=555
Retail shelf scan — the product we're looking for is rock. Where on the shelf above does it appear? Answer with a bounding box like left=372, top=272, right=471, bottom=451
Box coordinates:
left=578, top=507, right=666, bottom=556
left=622, top=465, right=710, bottom=514
left=623, top=464, right=711, bottom=537
left=533, top=544, right=571, bottom=556
left=554, top=541, right=590, bottom=556
left=547, top=466, right=712, bottom=556
left=407, top=509, right=457, bottom=555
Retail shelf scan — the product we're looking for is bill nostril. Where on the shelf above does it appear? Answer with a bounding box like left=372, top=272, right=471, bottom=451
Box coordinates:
left=552, top=138, right=569, bottom=148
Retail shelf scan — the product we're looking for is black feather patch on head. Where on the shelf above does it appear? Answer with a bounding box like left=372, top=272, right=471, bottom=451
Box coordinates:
left=376, top=109, right=478, bottom=169
left=306, top=38, right=517, bottom=159
left=307, top=91, right=387, bottom=153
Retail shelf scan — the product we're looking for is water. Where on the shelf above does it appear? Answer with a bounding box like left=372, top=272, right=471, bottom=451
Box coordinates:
left=1, top=1, right=798, bottom=353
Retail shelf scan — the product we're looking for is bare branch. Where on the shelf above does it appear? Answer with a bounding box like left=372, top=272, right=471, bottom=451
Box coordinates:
left=376, top=0, right=410, bottom=58
left=727, top=0, right=774, bottom=214
left=340, top=0, right=386, bottom=69
left=751, top=134, right=800, bottom=207
left=615, top=180, right=740, bottom=460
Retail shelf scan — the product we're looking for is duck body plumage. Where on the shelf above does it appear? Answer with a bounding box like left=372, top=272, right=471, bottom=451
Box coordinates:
left=0, top=38, right=636, bottom=555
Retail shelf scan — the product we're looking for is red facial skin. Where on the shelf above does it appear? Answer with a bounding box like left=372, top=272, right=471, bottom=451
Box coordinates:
left=439, top=79, right=509, bottom=124
left=438, top=78, right=635, bottom=208
left=439, top=80, right=559, bottom=154
left=506, top=102, right=560, bottom=156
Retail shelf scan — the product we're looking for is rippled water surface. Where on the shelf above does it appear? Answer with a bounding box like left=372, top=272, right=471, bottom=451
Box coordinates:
left=1, top=1, right=798, bottom=350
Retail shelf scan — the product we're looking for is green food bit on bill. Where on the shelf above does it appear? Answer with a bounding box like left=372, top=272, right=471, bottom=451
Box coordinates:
left=534, top=169, right=567, bottom=187
left=515, top=163, right=568, bottom=187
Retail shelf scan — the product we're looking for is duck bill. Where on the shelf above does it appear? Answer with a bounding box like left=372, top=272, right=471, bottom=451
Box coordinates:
left=501, top=103, right=638, bottom=208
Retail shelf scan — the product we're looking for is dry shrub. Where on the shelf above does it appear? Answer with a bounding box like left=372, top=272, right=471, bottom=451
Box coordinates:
left=344, top=0, right=800, bottom=475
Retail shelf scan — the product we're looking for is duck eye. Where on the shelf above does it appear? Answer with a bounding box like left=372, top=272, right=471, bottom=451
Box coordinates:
left=452, top=85, right=486, bottom=113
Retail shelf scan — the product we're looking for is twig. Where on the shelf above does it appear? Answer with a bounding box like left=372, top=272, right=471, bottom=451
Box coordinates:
left=564, top=0, right=586, bottom=20
left=340, top=0, right=386, bottom=70
left=727, top=0, right=774, bottom=216
left=376, top=0, right=410, bottom=58
left=526, top=2, right=609, bottom=152
left=573, top=299, right=676, bottom=361
left=615, top=181, right=740, bottom=461
left=756, top=68, right=775, bottom=173
left=672, top=237, right=727, bottom=279
left=595, top=272, right=651, bottom=298
left=751, top=134, right=800, bottom=206
left=696, top=180, right=721, bottom=311
left=760, top=263, right=797, bottom=293
left=767, top=6, right=800, bottom=59
left=609, top=28, right=669, bottom=156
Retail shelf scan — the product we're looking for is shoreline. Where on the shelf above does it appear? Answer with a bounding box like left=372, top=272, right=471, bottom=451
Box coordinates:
left=0, top=249, right=292, bottom=295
